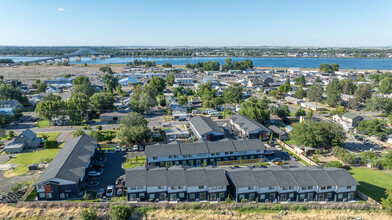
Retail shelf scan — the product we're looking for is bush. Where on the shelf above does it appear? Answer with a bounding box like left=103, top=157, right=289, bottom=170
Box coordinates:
left=324, top=161, right=343, bottom=168
left=96, top=125, right=102, bottom=131
left=332, top=147, right=362, bottom=165
left=313, top=156, right=320, bottom=164
left=10, top=183, right=23, bottom=192
left=80, top=207, right=98, bottom=220
left=109, top=205, right=132, bottom=220
left=371, top=160, right=384, bottom=170
left=241, top=197, right=246, bottom=203
left=44, top=140, right=58, bottom=149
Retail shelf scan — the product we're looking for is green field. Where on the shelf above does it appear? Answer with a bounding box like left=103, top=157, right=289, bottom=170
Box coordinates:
left=5, top=149, right=60, bottom=177
left=25, top=188, right=37, bottom=201
left=123, top=156, right=146, bottom=169
left=348, top=167, right=392, bottom=202
left=36, top=132, right=61, bottom=141
left=35, top=119, right=50, bottom=128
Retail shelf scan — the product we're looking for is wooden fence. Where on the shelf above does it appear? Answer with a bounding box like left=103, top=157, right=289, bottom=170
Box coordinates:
left=276, top=139, right=318, bottom=166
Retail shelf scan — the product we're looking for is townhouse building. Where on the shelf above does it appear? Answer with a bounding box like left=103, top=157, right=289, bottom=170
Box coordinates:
left=228, top=114, right=271, bottom=140
left=145, top=139, right=266, bottom=167
left=125, top=165, right=228, bottom=202
left=189, top=115, right=224, bottom=141
left=225, top=166, right=358, bottom=203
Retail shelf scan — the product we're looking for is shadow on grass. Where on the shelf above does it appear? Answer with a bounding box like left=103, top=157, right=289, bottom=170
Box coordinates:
left=357, top=181, right=386, bottom=203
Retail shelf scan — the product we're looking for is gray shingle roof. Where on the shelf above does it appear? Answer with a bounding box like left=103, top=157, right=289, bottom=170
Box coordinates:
left=190, top=115, right=224, bottom=136
left=204, top=166, right=229, bottom=187
left=271, top=170, right=297, bottom=187
left=307, top=169, right=336, bottom=187
left=35, top=135, right=97, bottom=185
left=21, top=129, right=37, bottom=141
left=145, top=139, right=266, bottom=158
left=227, top=167, right=257, bottom=188
left=251, top=169, right=278, bottom=187
left=324, top=168, right=359, bottom=187
left=289, top=168, right=317, bottom=187
left=229, top=114, right=270, bottom=133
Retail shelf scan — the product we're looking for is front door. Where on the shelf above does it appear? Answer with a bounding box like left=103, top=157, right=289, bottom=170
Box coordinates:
left=269, top=194, right=275, bottom=201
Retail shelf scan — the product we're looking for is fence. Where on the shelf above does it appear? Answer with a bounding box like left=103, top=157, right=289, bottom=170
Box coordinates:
left=20, top=184, right=35, bottom=202
left=276, top=139, right=318, bottom=166
left=356, top=190, right=382, bottom=207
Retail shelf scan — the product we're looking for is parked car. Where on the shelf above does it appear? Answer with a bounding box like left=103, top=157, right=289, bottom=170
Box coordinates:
left=106, top=185, right=114, bottom=197
left=88, top=171, right=102, bottom=177
left=283, top=152, right=289, bottom=156
left=116, top=188, right=124, bottom=197
left=271, top=158, right=282, bottom=164
left=138, top=145, right=145, bottom=151
left=115, top=146, right=120, bottom=152
left=133, top=145, right=139, bottom=151
left=275, top=146, right=282, bottom=151
left=163, top=123, right=172, bottom=127
left=290, top=156, right=298, bottom=161
left=116, top=178, right=125, bottom=187
left=121, top=146, right=127, bottom=152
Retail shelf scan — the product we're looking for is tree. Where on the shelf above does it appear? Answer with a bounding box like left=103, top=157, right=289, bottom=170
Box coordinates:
left=80, top=207, right=98, bottom=220
left=357, top=119, right=389, bottom=139
left=35, top=96, right=66, bottom=125
left=178, top=95, right=188, bottom=106
left=162, top=62, right=172, bottom=68
left=195, top=82, right=216, bottom=103
left=149, top=76, right=166, bottom=93
left=89, top=92, right=115, bottom=114
left=285, top=77, right=290, bottom=85
left=129, top=85, right=158, bottom=113
left=37, top=82, right=47, bottom=93
left=165, top=74, right=175, bottom=87
left=117, top=112, right=149, bottom=145
left=269, top=89, right=284, bottom=99
left=99, top=66, right=113, bottom=74
left=239, top=97, right=270, bottom=124
left=355, top=84, right=372, bottom=103
left=67, top=92, right=89, bottom=125
left=324, top=161, right=343, bottom=168
left=379, top=78, right=392, bottom=94
left=339, top=79, right=356, bottom=95
left=279, top=84, right=292, bottom=93
left=109, top=205, right=132, bottom=220
left=102, top=73, right=119, bottom=93
left=157, top=95, right=166, bottom=107
left=319, top=63, right=332, bottom=73
left=365, top=95, right=385, bottom=112
left=120, top=112, right=148, bottom=127
left=73, top=76, right=95, bottom=96
left=294, top=75, right=306, bottom=86
left=331, top=63, right=340, bottom=72
left=307, top=83, right=324, bottom=102
left=326, top=78, right=341, bottom=107
left=382, top=188, right=392, bottom=215
left=383, top=151, right=392, bottom=170
left=221, top=58, right=233, bottom=71
left=277, top=105, right=290, bottom=122
left=203, top=61, right=220, bottom=71
left=73, top=128, right=86, bottom=138
left=307, top=110, right=314, bottom=118
left=269, top=106, right=278, bottom=115
left=336, top=106, right=347, bottom=115
left=315, top=76, right=322, bottom=83
left=295, top=108, right=306, bottom=119
left=223, top=84, right=243, bottom=104
left=289, top=120, right=346, bottom=148
left=0, top=82, right=30, bottom=107
left=295, top=87, right=307, bottom=99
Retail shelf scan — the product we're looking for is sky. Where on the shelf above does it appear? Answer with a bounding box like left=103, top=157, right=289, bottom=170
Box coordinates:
left=1, top=0, right=392, bottom=47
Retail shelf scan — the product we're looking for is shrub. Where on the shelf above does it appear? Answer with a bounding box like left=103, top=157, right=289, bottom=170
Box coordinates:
left=109, top=205, right=132, bottom=220
left=96, top=125, right=102, bottom=131
left=44, top=140, right=58, bottom=149
left=313, top=156, right=320, bottom=164
left=80, top=207, right=98, bottom=220
left=324, top=161, right=343, bottom=168
left=241, top=197, right=246, bottom=203
left=10, top=183, right=23, bottom=192
left=371, top=160, right=384, bottom=170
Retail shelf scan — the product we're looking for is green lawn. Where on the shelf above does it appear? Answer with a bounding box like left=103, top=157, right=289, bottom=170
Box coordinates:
left=123, top=156, right=146, bottom=169
left=35, top=119, right=50, bottom=128
left=348, top=167, right=392, bottom=202
left=25, top=188, right=37, bottom=201
left=5, top=149, right=60, bottom=177
left=36, top=132, right=61, bottom=141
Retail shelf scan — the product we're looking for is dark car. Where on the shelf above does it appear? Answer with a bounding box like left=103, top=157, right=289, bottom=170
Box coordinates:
left=116, top=188, right=124, bottom=197
left=97, top=188, right=106, bottom=198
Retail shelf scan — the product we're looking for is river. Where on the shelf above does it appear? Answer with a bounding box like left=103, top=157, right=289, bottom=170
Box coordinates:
left=1, top=56, right=392, bottom=70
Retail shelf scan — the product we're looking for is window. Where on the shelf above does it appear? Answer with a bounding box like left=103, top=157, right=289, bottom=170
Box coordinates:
left=289, top=193, right=294, bottom=199
left=321, top=187, right=326, bottom=190
left=174, top=155, right=178, bottom=158
left=301, top=187, right=307, bottom=190
left=183, top=160, right=187, bottom=165
left=347, top=186, right=352, bottom=189
left=249, top=193, right=255, bottom=201
left=338, top=194, right=343, bottom=199
left=46, top=193, right=52, bottom=199
left=327, top=186, right=332, bottom=190
left=230, top=152, right=234, bottom=154
left=139, top=193, right=145, bottom=198
left=189, top=193, right=195, bottom=199
left=210, top=193, right=217, bottom=201
left=225, top=152, right=229, bottom=155
left=178, top=186, right=184, bottom=190
left=300, top=194, right=305, bottom=200
left=282, top=187, right=288, bottom=190
left=130, top=187, right=136, bottom=190
left=200, top=192, right=206, bottom=200
left=158, top=186, right=164, bottom=190
left=149, top=194, right=155, bottom=199
left=248, top=186, right=254, bottom=190
left=259, top=194, right=265, bottom=200
left=269, top=186, right=274, bottom=190
left=256, top=150, right=261, bottom=153
left=129, top=194, right=137, bottom=201
left=308, top=186, right=313, bottom=190
left=183, top=155, right=188, bottom=158
left=198, top=185, right=204, bottom=189
left=37, top=185, right=43, bottom=189
left=169, top=156, right=173, bottom=159
left=289, top=186, right=294, bottom=190
left=39, top=193, right=45, bottom=198
left=137, top=186, right=143, bottom=189
left=153, top=157, right=157, bottom=160
left=171, top=186, right=177, bottom=190
left=327, top=193, right=332, bottom=199
left=239, top=194, right=245, bottom=201
left=179, top=193, right=185, bottom=198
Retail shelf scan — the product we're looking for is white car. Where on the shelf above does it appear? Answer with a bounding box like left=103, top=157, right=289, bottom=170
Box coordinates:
left=115, top=146, right=120, bottom=152
left=106, top=185, right=114, bottom=197
left=133, top=145, right=139, bottom=151
left=88, top=171, right=102, bottom=177
left=121, top=146, right=127, bottom=152
left=275, top=146, right=282, bottom=151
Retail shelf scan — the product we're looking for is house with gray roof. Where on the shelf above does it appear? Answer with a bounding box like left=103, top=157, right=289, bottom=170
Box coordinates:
left=34, top=135, right=97, bottom=200
left=332, top=112, right=363, bottom=132
left=145, top=139, right=266, bottom=167
left=228, top=114, right=271, bottom=140
left=125, top=165, right=228, bottom=202
left=225, top=166, right=358, bottom=203
left=189, top=115, right=224, bottom=141
left=269, top=125, right=289, bottom=140
left=13, top=129, right=41, bottom=149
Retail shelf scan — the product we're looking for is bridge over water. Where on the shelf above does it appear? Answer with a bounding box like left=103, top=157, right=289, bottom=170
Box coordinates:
left=20, top=48, right=113, bottom=64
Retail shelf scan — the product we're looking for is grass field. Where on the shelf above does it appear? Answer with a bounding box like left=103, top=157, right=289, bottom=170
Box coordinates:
left=123, top=156, right=146, bottom=169
left=36, top=132, right=61, bottom=141
left=25, top=188, right=37, bottom=201
left=4, top=149, right=60, bottom=177
left=348, top=167, right=392, bottom=202
left=35, top=119, right=50, bottom=128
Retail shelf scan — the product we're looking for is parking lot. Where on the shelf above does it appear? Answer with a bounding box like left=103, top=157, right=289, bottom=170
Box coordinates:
left=86, top=152, right=127, bottom=193
left=265, top=147, right=305, bottom=167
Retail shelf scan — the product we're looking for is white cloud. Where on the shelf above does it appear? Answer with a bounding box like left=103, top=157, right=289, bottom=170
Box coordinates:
left=57, top=8, right=65, bottom=12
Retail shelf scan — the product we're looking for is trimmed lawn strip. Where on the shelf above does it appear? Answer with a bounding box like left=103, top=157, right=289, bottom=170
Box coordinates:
left=36, top=132, right=61, bottom=141
left=123, top=156, right=146, bottom=169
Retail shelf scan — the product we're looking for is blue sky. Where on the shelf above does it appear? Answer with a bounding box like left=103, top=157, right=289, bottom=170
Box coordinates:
left=1, top=0, right=392, bottom=47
